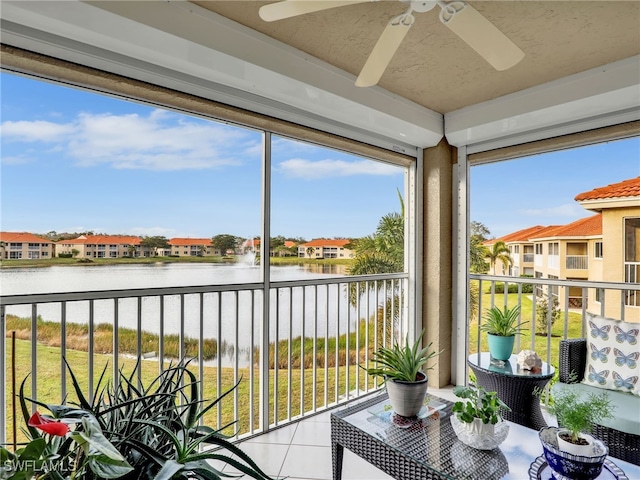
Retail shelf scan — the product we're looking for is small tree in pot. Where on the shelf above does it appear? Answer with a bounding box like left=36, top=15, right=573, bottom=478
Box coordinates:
left=362, top=329, right=439, bottom=417
left=545, top=387, right=614, bottom=456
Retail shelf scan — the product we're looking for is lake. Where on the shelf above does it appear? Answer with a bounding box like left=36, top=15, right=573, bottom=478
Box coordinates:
left=1, top=262, right=371, bottom=364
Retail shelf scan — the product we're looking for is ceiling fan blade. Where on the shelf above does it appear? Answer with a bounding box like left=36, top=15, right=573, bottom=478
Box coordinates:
left=443, top=3, right=524, bottom=71
left=355, top=18, right=412, bottom=87
left=259, top=0, right=370, bottom=22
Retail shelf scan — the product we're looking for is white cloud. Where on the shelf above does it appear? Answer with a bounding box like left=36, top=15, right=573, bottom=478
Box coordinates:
left=1, top=109, right=256, bottom=171
left=519, top=203, right=587, bottom=217
left=1, top=154, right=34, bottom=165
left=278, top=158, right=401, bottom=179
left=1, top=120, right=76, bottom=142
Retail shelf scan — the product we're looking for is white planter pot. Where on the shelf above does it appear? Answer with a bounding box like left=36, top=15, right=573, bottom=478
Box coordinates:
left=556, top=429, right=598, bottom=457
left=385, top=372, right=428, bottom=417
left=467, top=417, right=495, bottom=437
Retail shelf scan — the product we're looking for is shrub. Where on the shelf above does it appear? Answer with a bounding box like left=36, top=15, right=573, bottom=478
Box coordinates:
left=536, top=295, right=560, bottom=335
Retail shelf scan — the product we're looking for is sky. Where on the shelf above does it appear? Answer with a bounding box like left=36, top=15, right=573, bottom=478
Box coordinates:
left=1, top=71, right=639, bottom=241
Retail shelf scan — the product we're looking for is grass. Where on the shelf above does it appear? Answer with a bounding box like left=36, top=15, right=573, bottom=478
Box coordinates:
left=5, top=337, right=378, bottom=445
left=4, top=313, right=386, bottom=444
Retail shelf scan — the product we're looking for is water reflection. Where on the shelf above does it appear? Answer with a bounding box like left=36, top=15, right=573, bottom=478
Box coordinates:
left=299, top=263, right=348, bottom=275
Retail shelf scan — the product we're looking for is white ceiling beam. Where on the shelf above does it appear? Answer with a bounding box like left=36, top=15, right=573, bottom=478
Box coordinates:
left=445, top=55, right=640, bottom=153
left=0, top=0, right=444, bottom=154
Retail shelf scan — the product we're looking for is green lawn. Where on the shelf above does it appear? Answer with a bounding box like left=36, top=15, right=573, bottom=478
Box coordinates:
left=5, top=328, right=379, bottom=443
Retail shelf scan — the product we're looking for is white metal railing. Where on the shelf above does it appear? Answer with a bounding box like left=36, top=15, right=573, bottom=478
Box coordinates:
left=624, top=262, right=640, bottom=306
left=0, top=273, right=407, bottom=442
left=566, top=255, right=588, bottom=270
left=469, top=274, right=640, bottom=372
left=547, top=255, right=559, bottom=269
left=523, top=253, right=534, bottom=263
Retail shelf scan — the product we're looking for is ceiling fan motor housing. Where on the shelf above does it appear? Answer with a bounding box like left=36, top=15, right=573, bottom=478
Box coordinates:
left=408, top=1, right=438, bottom=13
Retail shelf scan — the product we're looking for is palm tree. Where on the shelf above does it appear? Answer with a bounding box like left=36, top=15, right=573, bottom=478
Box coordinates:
left=486, top=240, right=512, bottom=275
left=306, top=246, right=315, bottom=258
left=348, top=190, right=404, bottom=344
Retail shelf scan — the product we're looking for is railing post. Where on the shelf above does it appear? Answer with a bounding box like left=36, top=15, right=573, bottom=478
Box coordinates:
left=0, top=304, right=5, bottom=444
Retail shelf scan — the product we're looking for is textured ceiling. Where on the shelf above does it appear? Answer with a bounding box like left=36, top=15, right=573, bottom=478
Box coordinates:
left=192, top=1, right=640, bottom=114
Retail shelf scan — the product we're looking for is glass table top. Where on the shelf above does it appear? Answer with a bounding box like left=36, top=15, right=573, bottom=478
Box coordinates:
left=468, top=352, right=555, bottom=378
left=333, top=391, right=639, bottom=480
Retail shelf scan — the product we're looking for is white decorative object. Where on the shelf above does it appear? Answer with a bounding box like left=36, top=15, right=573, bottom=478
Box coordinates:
left=517, top=349, right=542, bottom=371
left=450, top=415, right=509, bottom=450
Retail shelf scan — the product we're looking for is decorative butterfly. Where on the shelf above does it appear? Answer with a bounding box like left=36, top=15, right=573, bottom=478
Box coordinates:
left=590, top=343, right=611, bottom=362
left=614, top=325, right=639, bottom=345
left=614, top=348, right=639, bottom=369
left=613, top=371, right=639, bottom=390
left=587, top=365, right=609, bottom=386
left=589, top=321, right=610, bottom=340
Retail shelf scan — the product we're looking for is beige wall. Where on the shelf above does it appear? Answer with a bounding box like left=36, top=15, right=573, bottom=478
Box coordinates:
left=2, top=241, right=53, bottom=260
left=596, top=207, right=640, bottom=322
left=422, top=139, right=454, bottom=388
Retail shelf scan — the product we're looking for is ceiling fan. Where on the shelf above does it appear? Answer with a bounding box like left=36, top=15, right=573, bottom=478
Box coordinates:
left=259, top=0, right=525, bottom=87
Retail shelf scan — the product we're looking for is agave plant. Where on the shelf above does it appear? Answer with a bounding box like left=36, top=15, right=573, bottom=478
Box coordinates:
left=480, top=305, right=527, bottom=337
left=4, top=359, right=275, bottom=480
left=362, top=329, right=439, bottom=382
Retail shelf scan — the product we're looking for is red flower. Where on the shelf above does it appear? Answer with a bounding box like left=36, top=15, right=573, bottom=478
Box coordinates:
left=28, top=411, right=70, bottom=436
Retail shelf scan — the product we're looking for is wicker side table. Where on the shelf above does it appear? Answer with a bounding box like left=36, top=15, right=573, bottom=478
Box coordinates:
left=468, top=353, right=554, bottom=430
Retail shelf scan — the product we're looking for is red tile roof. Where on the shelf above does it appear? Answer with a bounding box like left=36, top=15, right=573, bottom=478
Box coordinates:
left=485, top=225, right=546, bottom=245
left=0, top=232, right=53, bottom=244
left=169, top=238, right=212, bottom=246
left=526, top=225, right=564, bottom=240
left=60, top=235, right=141, bottom=245
left=575, top=177, right=640, bottom=201
left=301, top=239, right=351, bottom=248
left=541, top=214, right=602, bottom=237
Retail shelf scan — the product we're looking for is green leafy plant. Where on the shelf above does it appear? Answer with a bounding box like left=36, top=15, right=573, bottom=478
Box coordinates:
left=544, top=387, right=614, bottom=444
left=2, top=359, right=275, bottom=480
left=535, top=295, right=561, bottom=336
left=0, top=376, right=133, bottom=479
left=452, top=384, right=511, bottom=425
left=480, top=305, right=527, bottom=337
left=362, top=329, right=439, bottom=382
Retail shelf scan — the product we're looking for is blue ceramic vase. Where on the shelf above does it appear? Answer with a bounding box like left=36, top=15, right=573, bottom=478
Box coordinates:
left=487, top=334, right=515, bottom=361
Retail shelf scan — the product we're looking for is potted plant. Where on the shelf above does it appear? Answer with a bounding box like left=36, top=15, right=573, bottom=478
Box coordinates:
left=480, top=305, right=527, bottom=361
left=450, top=383, right=511, bottom=449
left=544, top=387, right=614, bottom=456
left=1, top=359, right=275, bottom=480
left=362, top=329, right=439, bottom=417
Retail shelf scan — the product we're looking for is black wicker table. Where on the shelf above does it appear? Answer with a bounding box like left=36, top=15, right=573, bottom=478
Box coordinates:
left=330, top=391, right=640, bottom=480
left=468, top=352, right=554, bottom=430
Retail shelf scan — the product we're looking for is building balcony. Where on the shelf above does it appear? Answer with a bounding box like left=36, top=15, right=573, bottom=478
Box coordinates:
left=566, top=255, right=588, bottom=270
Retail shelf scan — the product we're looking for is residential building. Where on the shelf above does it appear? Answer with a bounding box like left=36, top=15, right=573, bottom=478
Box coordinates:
left=485, top=225, right=546, bottom=276
left=486, top=177, right=640, bottom=321
left=298, top=239, right=353, bottom=259
left=167, top=238, right=220, bottom=257
left=0, top=232, right=54, bottom=260
left=575, top=177, right=640, bottom=321
left=56, top=235, right=147, bottom=258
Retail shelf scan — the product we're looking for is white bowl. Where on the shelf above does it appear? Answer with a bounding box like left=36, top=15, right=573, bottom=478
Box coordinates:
left=450, top=415, right=509, bottom=450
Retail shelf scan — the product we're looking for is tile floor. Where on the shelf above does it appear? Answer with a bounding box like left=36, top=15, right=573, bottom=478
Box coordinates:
left=224, top=386, right=459, bottom=480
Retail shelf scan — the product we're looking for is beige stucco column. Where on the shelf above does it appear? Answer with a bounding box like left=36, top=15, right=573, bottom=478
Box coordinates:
left=422, top=139, right=455, bottom=387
